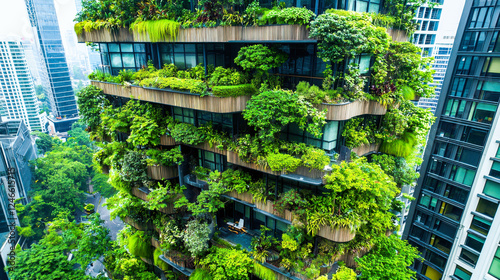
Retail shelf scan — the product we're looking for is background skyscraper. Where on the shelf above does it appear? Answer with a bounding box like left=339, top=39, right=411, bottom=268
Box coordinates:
left=25, top=0, right=78, bottom=132
left=413, top=0, right=466, bottom=114
left=0, top=40, right=43, bottom=132
left=404, top=1, right=500, bottom=279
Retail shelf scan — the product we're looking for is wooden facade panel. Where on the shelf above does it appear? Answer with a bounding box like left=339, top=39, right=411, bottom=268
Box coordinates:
left=78, top=25, right=311, bottom=43
left=318, top=100, right=387, bottom=121
left=317, top=225, right=356, bottom=243
left=92, top=81, right=250, bottom=113
left=147, top=165, right=179, bottom=180
left=351, top=142, right=380, bottom=156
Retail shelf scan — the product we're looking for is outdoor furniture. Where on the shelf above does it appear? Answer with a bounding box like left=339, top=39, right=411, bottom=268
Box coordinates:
left=227, top=219, right=246, bottom=234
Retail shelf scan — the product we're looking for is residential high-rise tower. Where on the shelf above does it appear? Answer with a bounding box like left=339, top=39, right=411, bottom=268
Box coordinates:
left=0, top=41, right=43, bottom=132
left=404, top=1, right=500, bottom=279
left=25, top=0, right=79, bottom=132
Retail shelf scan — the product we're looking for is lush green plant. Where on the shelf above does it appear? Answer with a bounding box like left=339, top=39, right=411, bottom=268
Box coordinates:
left=198, top=247, right=254, bottom=280
left=318, top=159, right=399, bottom=240
left=274, top=190, right=306, bottom=215
left=176, top=172, right=225, bottom=216
left=75, top=85, right=110, bottom=130
left=139, top=76, right=207, bottom=93
left=192, top=166, right=211, bottom=180
left=119, top=150, right=148, bottom=185
left=131, top=19, right=181, bottom=42
left=310, top=11, right=390, bottom=64
left=146, top=181, right=185, bottom=211
left=250, top=226, right=276, bottom=263
left=219, top=169, right=252, bottom=193
left=208, top=66, right=247, bottom=86
left=128, top=115, right=167, bottom=147
left=154, top=247, right=171, bottom=272
left=128, top=231, right=152, bottom=259
left=356, top=234, right=423, bottom=280
left=331, top=266, right=357, bottom=280
left=267, top=153, right=301, bottom=173
left=381, top=0, right=432, bottom=34
left=190, top=269, right=214, bottom=280
left=212, top=84, right=257, bottom=97
left=342, top=117, right=377, bottom=149
left=84, top=203, right=95, bottom=212
left=296, top=81, right=327, bottom=104
left=301, top=148, right=330, bottom=170
left=372, top=154, right=419, bottom=187
left=182, top=219, right=211, bottom=258
left=169, top=122, right=206, bottom=145
left=262, top=7, right=315, bottom=25
left=253, top=263, right=275, bottom=280
left=243, top=90, right=326, bottom=141
left=145, top=147, right=184, bottom=166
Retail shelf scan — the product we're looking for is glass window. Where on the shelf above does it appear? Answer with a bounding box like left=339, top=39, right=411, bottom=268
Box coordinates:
left=429, top=234, right=452, bottom=254
left=489, top=246, right=500, bottom=278
left=470, top=215, right=492, bottom=235
left=475, top=80, right=500, bottom=101
left=122, top=53, right=135, bottom=67
left=108, top=43, right=120, bottom=52
left=476, top=198, right=498, bottom=218
left=110, top=53, right=122, bottom=68
left=450, top=165, right=476, bottom=186
left=468, top=102, right=497, bottom=124
left=460, top=247, right=479, bottom=266
left=120, top=43, right=133, bottom=52
left=454, top=265, right=472, bottom=280
left=484, top=179, right=500, bottom=199
left=465, top=233, right=485, bottom=252
left=439, top=202, right=463, bottom=221
left=483, top=57, right=500, bottom=77
left=444, top=185, right=468, bottom=204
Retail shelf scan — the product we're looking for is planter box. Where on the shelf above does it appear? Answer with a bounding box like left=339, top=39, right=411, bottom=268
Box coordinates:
left=147, top=165, right=179, bottom=180
left=163, top=251, right=195, bottom=269
left=192, top=141, right=227, bottom=156
left=151, top=237, right=161, bottom=249
left=160, top=135, right=176, bottom=146
left=123, top=216, right=153, bottom=231
left=316, top=225, right=356, bottom=243
left=227, top=151, right=280, bottom=176
left=92, top=81, right=250, bottom=113
left=351, top=143, right=380, bottom=156
left=318, top=100, right=386, bottom=121
left=77, top=25, right=311, bottom=43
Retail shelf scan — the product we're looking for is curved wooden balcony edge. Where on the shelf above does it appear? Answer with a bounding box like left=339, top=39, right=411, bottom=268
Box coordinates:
left=92, top=81, right=250, bottom=113
left=77, top=25, right=407, bottom=44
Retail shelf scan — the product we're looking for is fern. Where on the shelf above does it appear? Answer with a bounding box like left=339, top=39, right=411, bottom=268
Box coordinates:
left=131, top=19, right=180, bottom=42
left=190, top=269, right=213, bottom=280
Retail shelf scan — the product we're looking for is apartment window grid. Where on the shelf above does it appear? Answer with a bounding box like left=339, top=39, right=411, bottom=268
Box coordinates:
left=99, top=43, right=149, bottom=75
left=490, top=245, right=500, bottom=279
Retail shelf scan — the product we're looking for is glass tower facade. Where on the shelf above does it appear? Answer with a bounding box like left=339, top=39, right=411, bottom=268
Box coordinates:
left=25, top=0, right=78, bottom=132
left=404, top=0, right=500, bottom=279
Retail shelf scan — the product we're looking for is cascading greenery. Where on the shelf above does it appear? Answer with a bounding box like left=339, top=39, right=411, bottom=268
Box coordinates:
left=130, top=19, right=181, bottom=42
left=128, top=231, right=152, bottom=259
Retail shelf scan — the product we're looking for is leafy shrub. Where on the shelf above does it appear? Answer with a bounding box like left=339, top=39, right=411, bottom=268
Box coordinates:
left=169, top=123, right=206, bottom=145
left=301, top=148, right=330, bottom=170
left=128, top=231, right=152, bottom=259
left=158, top=63, right=178, bottom=78
left=341, top=117, right=377, bottom=149
left=84, top=203, right=95, bottom=212
left=118, top=69, right=134, bottom=83
left=75, top=85, right=109, bottom=130
left=139, top=77, right=206, bottom=93
left=189, top=63, right=206, bottom=80
left=296, top=81, right=327, bottom=104
left=235, top=44, right=288, bottom=73
left=212, top=84, right=257, bottom=97
left=208, top=67, right=247, bottom=86
left=253, top=263, right=275, bottom=280
left=267, top=153, right=301, bottom=173
left=274, top=190, right=305, bottom=214
left=220, top=169, right=252, bottom=193
left=262, top=7, right=315, bottom=25
left=181, top=220, right=211, bottom=258
left=145, top=147, right=184, bottom=167
left=119, top=150, right=148, bottom=185
left=198, top=247, right=254, bottom=280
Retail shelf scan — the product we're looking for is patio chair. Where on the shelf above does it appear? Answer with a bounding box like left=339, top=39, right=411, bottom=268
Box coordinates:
left=227, top=219, right=246, bottom=234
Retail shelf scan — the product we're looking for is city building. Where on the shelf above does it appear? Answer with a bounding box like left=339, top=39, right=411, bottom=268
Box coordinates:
left=414, top=0, right=466, bottom=114
left=0, top=40, right=44, bottom=132
left=24, top=0, right=79, bottom=132
left=0, top=118, right=37, bottom=280
left=76, top=1, right=436, bottom=279
left=403, top=1, right=500, bottom=279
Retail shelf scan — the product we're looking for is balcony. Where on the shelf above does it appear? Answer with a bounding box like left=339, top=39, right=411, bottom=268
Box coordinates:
left=318, top=100, right=387, bottom=121
left=92, top=81, right=251, bottom=113
left=77, top=25, right=407, bottom=44
left=77, top=25, right=311, bottom=43
left=224, top=190, right=355, bottom=243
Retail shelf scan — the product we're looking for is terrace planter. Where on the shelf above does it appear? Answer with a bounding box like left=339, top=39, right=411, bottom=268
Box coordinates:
left=317, top=225, right=356, bottom=243
left=131, top=186, right=181, bottom=215
left=147, top=165, right=179, bottom=180
left=227, top=151, right=280, bottom=176
left=163, top=251, right=195, bottom=269
left=77, top=25, right=311, bottom=43
left=123, top=216, right=153, bottom=231
left=318, top=100, right=387, bottom=121
left=351, top=142, right=380, bottom=156
left=91, top=81, right=250, bottom=113
left=226, top=191, right=293, bottom=221
left=160, top=135, right=176, bottom=146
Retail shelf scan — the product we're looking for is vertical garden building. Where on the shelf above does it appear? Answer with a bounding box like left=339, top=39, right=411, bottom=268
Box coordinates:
left=75, top=0, right=436, bottom=279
